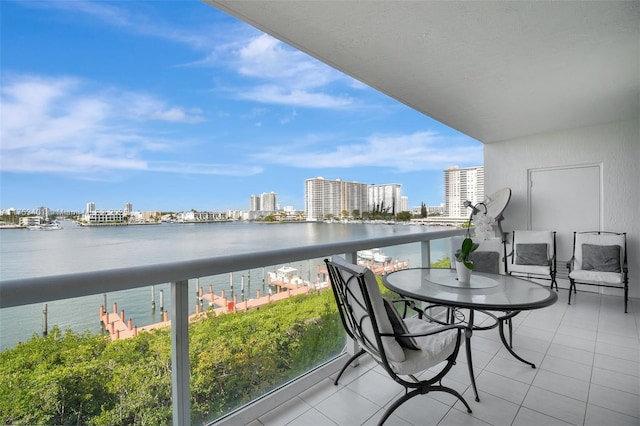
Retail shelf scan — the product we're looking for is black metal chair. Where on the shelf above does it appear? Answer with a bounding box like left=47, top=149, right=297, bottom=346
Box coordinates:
left=567, top=231, right=629, bottom=312
left=507, top=230, right=558, bottom=290
left=325, top=256, right=471, bottom=425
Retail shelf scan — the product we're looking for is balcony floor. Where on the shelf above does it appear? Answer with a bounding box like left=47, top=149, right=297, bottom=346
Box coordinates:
left=248, top=291, right=639, bottom=425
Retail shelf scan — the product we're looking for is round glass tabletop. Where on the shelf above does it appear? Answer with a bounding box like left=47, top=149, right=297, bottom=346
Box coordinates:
left=383, top=268, right=557, bottom=311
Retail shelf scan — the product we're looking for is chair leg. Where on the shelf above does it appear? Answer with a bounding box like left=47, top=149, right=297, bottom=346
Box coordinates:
left=334, top=349, right=366, bottom=385
left=568, top=280, right=574, bottom=305
left=378, top=385, right=472, bottom=425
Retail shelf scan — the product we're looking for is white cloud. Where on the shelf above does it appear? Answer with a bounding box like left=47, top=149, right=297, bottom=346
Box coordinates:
left=228, top=34, right=356, bottom=109
left=251, top=131, right=483, bottom=172
left=148, top=162, right=263, bottom=176
left=27, top=0, right=211, bottom=50
left=237, top=86, right=353, bottom=109
left=237, top=35, right=334, bottom=88
left=0, top=74, right=234, bottom=176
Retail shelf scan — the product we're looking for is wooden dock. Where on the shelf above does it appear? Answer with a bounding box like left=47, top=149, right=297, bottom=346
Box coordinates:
left=100, top=258, right=409, bottom=341
left=99, top=284, right=319, bottom=341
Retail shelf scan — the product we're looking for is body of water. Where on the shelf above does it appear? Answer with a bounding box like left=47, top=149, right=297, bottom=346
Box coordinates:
left=0, top=220, right=451, bottom=350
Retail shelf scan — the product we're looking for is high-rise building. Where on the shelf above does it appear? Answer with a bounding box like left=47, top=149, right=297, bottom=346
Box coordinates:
left=368, top=183, right=403, bottom=215
left=124, top=203, right=132, bottom=214
left=400, top=196, right=409, bottom=213
left=249, top=195, right=260, bottom=211
left=36, top=206, right=50, bottom=219
left=260, top=192, right=277, bottom=212
left=305, top=177, right=368, bottom=221
left=86, top=202, right=96, bottom=213
left=444, top=166, right=484, bottom=218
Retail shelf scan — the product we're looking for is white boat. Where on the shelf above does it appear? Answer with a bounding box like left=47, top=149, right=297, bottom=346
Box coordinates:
left=358, top=248, right=391, bottom=263
left=268, top=266, right=328, bottom=290
left=27, top=223, right=63, bottom=231
left=373, top=252, right=392, bottom=263
left=358, top=249, right=375, bottom=261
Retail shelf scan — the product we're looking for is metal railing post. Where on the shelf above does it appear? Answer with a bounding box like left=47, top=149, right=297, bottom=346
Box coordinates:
left=421, top=240, right=431, bottom=267
left=171, top=280, right=190, bottom=425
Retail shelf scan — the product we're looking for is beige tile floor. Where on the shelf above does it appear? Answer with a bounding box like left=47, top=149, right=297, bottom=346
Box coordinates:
left=249, top=291, right=639, bottom=425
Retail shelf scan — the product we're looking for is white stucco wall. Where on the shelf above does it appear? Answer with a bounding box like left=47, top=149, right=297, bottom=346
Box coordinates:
left=484, top=118, right=639, bottom=299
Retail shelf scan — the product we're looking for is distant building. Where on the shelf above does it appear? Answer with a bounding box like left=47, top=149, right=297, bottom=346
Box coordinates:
left=260, top=192, right=277, bottom=212
left=86, top=202, right=96, bottom=213
left=400, top=196, right=409, bottom=213
left=85, top=210, right=125, bottom=224
left=427, top=204, right=446, bottom=215
left=19, top=216, right=42, bottom=226
left=36, top=206, right=50, bottom=219
left=368, top=183, right=403, bottom=215
left=444, top=165, right=484, bottom=219
left=305, top=177, right=368, bottom=221
left=249, top=195, right=260, bottom=211
left=176, top=211, right=227, bottom=222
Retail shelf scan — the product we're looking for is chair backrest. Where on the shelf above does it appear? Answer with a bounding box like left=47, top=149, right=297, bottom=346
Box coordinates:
left=451, top=236, right=505, bottom=274
left=511, top=230, right=555, bottom=265
left=572, top=231, right=626, bottom=273
left=325, top=255, right=406, bottom=363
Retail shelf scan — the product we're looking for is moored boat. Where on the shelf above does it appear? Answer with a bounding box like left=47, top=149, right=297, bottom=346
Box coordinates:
left=358, top=248, right=391, bottom=263
left=28, top=222, right=63, bottom=231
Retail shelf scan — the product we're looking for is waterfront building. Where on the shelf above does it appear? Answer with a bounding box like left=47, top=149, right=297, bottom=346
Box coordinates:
left=249, top=195, right=260, bottom=211
left=368, top=183, right=403, bottom=215
left=444, top=165, right=484, bottom=219
left=18, top=216, right=42, bottom=226
left=400, top=196, right=408, bottom=213
left=260, top=192, right=277, bottom=212
left=84, top=210, right=125, bottom=224
left=176, top=210, right=227, bottom=222
left=305, top=177, right=368, bottom=221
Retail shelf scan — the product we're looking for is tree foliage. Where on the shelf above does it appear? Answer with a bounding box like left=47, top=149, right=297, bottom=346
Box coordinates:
left=395, top=211, right=412, bottom=222
left=0, top=290, right=344, bottom=425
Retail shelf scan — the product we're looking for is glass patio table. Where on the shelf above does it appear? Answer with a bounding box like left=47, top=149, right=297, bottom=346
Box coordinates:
left=382, top=268, right=557, bottom=401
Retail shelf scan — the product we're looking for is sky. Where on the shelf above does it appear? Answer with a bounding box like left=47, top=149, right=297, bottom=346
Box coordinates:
left=0, top=0, right=483, bottom=213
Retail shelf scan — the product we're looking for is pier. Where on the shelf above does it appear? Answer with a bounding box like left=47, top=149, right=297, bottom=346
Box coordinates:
left=99, top=258, right=409, bottom=341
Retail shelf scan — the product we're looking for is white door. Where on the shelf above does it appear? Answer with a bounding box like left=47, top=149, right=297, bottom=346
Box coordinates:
left=529, top=164, right=601, bottom=263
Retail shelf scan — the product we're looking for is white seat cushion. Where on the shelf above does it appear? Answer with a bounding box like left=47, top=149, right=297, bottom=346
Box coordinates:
left=331, top=255, right=407, bottom=363
left=569, top=270, right=624, bottom=285
left=509, top=263, right=550, bottom=275
left=387, top=317, right=457, bottom=375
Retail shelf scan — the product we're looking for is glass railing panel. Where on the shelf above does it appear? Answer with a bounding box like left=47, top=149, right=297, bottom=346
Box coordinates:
left=0, top=293, right=175, bottom=425
left=0, top=227, right=467, bottom=425
left=189, top=260, right=345, bottom=424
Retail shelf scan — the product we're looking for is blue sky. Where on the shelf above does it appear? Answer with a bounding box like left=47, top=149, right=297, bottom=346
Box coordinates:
left=0, top=0, right=483, bottom=213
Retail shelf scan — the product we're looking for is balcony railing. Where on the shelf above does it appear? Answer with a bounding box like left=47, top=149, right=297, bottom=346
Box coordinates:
left=0, top=227, right=466, bottom=425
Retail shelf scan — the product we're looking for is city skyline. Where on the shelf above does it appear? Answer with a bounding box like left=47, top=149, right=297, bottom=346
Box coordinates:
left=1, top=1, right=483, bottom=212
left=1, top=177, right=442, bottom=215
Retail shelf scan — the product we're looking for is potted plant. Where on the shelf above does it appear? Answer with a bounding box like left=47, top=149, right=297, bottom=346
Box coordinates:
left=454, top=236, right=478, bottom=284
left=454, top=237, right=479, bottom=270
left=454, top=201, right=492, bottom=283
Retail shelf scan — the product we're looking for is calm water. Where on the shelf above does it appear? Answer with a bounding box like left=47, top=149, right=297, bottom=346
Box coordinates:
left=0, top=220, right=450, bottom=350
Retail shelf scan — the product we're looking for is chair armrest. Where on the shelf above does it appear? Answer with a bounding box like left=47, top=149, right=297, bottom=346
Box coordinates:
left=380, top=323, right=466, bottom=339
left=390, top=298, right=424, bottom=319
left=566, top=257, right=575, bottom=271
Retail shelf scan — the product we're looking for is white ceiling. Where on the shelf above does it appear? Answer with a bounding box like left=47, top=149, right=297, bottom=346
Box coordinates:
left=204, top=0, right=639, bottom=144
